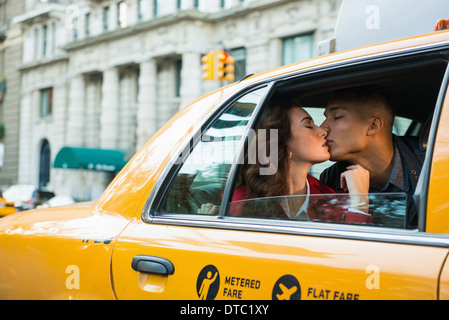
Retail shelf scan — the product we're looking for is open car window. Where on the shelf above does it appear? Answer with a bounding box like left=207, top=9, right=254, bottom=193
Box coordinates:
left=223, top=58, right=447, bottom=230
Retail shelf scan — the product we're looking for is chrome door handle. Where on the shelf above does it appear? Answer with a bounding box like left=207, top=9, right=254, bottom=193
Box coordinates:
left=131, top=255, right=175, bottom=276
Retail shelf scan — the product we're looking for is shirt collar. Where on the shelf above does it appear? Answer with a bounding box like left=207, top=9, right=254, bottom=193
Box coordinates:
left=294, top=179, right=310, bottom=219
left=378, top=145, right=406, bottom=192
left=280, top=179, right=310, bottom=220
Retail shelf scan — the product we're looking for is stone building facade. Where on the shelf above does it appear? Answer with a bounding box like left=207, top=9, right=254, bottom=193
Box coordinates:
left=0, top=0, right=25, bottom=188
left=14, top=0, right=341, bottom=200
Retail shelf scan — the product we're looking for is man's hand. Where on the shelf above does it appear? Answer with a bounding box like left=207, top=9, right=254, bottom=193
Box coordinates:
left=340, top=165, right=370, bottom=213
left=198, top=203, right=219, bottom=215
left=340, top=164, right=370, bottom=194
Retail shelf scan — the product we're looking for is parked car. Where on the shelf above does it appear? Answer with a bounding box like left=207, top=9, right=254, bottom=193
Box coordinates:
left=36, top=195, right=75, bottom=209
left=0, top=197, right=16, bottom=217
left=2, top=9, right=449, bottom=300
left=2, top=185, right=55, bottom=211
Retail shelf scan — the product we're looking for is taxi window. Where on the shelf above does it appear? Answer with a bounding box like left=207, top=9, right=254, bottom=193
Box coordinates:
left=226, top=100, right=411, bottom=229
left=223, top=59, right=446, bottom=230
left=159, top=87, right=268, bottom=215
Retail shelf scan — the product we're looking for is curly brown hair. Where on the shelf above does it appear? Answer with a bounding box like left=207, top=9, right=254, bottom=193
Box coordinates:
left=244, top=98, right=301, bottom=198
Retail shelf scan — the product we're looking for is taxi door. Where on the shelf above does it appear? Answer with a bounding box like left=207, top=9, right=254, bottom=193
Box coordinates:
left=110, top=83, right=449, bottom=300
left=111, top=216, right=449, bottom=300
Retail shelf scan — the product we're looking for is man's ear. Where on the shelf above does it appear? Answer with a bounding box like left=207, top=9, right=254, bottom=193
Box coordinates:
left=366, top=116, right=383, bottom=136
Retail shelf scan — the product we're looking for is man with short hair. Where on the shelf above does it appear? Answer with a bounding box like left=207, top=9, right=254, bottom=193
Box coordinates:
left=320, top=85, right=425, bottom=228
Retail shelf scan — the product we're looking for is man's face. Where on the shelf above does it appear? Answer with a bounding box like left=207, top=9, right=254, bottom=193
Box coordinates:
left=321, top=97, right=371, bottom=162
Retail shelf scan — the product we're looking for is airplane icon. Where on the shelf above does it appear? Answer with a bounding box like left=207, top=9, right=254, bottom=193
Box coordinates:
left=276, top=283, right=298, bottom=300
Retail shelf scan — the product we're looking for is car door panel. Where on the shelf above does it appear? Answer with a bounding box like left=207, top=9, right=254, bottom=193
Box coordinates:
left=112, top=220, right=448, bottom=300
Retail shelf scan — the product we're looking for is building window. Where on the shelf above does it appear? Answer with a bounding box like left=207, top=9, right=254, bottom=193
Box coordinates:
left=103, top=6, right=109, bottom=31
left=137, top=0, right=144, bottom=20
left=51, top=21, right=56, bottom=53
left=175, top=59, right=182, bottom=97
left=73, top=16, right=78, bottom=40
left=42, top=24, right=47, bottom=56
left=177, top=0, right=182, bottom=10
left=194, top=0, right=199, bottom=8
left=40, top=88, right=53, bottom=118
left=117, top=1, right=127, bottom=28
left=282, top=33, right=314, bottom=65
left=85, top=12, right=90, bottom=37
left=0, top=4, right=4, bottom=26
left=153, top=0, right=159, bottom=16
left=39, top=140, right=51, bottom=188
left=34, top=27, right=39, bottom=59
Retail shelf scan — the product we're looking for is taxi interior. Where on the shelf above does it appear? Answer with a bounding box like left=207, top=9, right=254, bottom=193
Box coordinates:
left=158, top=52, right=448, bottom=231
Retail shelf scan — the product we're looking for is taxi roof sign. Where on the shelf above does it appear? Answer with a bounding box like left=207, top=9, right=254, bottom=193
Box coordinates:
left=435, top=19, right=449, bottom=31
left=320, top=0, right=449, bottom=54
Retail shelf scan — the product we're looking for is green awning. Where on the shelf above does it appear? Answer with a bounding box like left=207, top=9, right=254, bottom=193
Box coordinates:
left=53, top=147, right=129, bottom=172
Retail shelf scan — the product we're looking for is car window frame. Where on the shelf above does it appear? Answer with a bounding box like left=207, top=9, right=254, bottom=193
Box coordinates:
left=141, top=41, right=449, bottom=248
left=143, top=82, right=275, bottom=221
left=414, top=62, right=449, bottom=232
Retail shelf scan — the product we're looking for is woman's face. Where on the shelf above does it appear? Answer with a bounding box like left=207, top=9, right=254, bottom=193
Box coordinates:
left=287, top=107, right=330, bottom=165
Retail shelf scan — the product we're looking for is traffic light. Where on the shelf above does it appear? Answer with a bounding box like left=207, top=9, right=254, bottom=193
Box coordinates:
left=201, top=52, right=215, bottom=81
left=216, top=50, right=235, bottom=82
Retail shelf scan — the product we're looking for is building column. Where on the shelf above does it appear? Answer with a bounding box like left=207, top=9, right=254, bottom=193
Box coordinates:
left=118, top=69, right=138, bottom=151
left=228, top=0, right=241, bottom=8
left=268, top=38, right=282, bottom=69
left=109, top=2, right=118, bottom=30
left=208, top=0, right=222, bottom=12
left=85, top=76, right=101, bottom=148
left=136, top=59, right=157, bottom=149
left=66, top=75, right=85, bottom=146
left=100, top=67, right=120, bottom=149
left=183, top=0, right=196, bottom=10
left=17, top=92, right=33, bottom=184
left=180, top=52, right=202, bottom=110
left=146, top=0, right=155, bottom=18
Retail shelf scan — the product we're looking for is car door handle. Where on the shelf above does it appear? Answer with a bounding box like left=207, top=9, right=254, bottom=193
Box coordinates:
left=131, top=255, right=175, bottom=276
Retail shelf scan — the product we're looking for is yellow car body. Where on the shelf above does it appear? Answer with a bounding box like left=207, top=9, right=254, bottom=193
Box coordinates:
left=2, top=30, right=449, bottom=300
left=0, top=198, right=16, bottom=217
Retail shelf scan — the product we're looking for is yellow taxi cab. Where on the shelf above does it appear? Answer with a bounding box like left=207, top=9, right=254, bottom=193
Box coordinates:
left=0, top=197, right=16, bottom=217
left=2, top=1, right=449, bottom=301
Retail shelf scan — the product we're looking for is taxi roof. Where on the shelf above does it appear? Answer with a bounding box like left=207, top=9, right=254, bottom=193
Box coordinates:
left=245, top=30, right=449, bottom=86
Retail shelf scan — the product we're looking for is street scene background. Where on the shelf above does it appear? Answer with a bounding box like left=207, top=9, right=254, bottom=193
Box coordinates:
left=0, top=0, right=341, bottom=209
